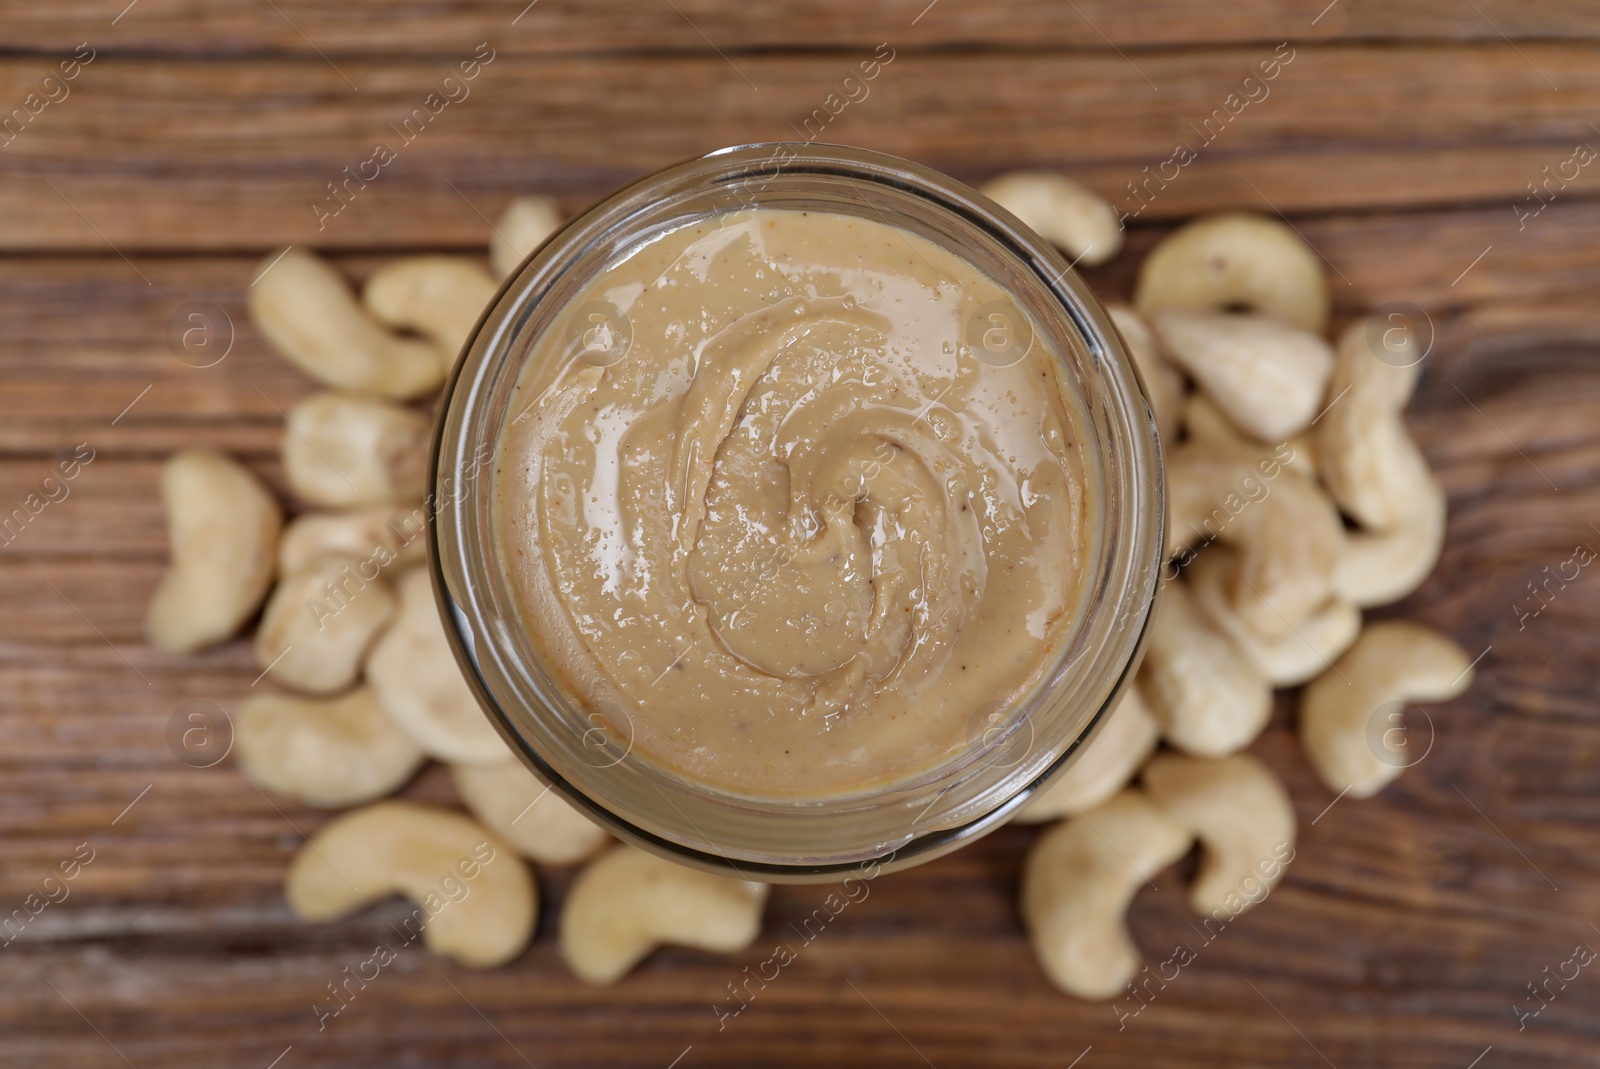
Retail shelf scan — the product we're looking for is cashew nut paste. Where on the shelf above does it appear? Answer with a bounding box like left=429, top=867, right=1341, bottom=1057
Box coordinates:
left=495, top=208, right=1093, bottom=797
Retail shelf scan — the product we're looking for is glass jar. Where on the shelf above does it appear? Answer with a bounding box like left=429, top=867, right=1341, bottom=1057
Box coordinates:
left=430, top=144, right=1163, bottom=882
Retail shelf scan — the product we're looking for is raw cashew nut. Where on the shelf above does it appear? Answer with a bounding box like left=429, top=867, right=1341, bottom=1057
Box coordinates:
left=451, top=754, right=608, bottom=865
left=255, top=553, right=397, bottom=694
left=981, top=171, right=1123, bottom=266
left=236, top=686, right=424, bottom=807
left=1336, top=498, right=1445, bottom=609
left=1318, top=319, right=1446, bottom=607
left=1151, top=309, right=1333, bottom=442
left=1020, top=789, right=1192, bottom=1000
left=1189, top=547, right=1360, bottom=687
left=1015, top=683, right=1161, bottom=823
left=1166, top=438, right=1259, bottom=555
left=367, top=568, right=507, bottom=762
left=1215, top=464, right=1342, bottom=639
left=146, top=450, right=283, bottom=653
left=1134, top=212, right=1330, bottom=333
left=277, top=504, right=428, bottom=576
left=1183, top=393, right=1317, bottom=478
left=1317, top=318, right=1426, bottom=526
left=1138, top=581, right=1271, bottom=757
left=1143, top=752, right=1296, bottom=916
left=1106, top=304, right=1184, bottom=444
left=490, top=196, right=563, bottom=279
left=282, top=391, right=430, bottom=508
left=1181, top=390, right=1245, bottom=448
left=1168, top=440, right=1345, bottom=637
left=363, top=256, right=498, bottom=375
left=1299, top=621, right=1474, bottom=797
left=249, top=248, right=442, bottom=400
left=286, top=800, right=535, bottom=968
left=561, top=845, right=768, bottom=984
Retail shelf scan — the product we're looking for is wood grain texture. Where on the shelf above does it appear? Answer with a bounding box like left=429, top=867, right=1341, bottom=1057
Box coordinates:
left=6, top=0, right=1600, bottom=56
left=0, top=45, right=1598, bottom=250
left=2, top=4, right=1599, bottom=1068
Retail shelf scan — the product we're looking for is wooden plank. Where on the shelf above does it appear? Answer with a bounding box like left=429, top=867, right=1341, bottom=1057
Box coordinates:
left=0, top=46, right=1597, bottom=250
left=0, top=253, right=435, bottom=457
left=3, top=325, right=1596, bottom=609
left=10, top=144, right=1600, bottom=254
left=1, top=194, right=1599, bottom=462
left=0, top=754, right=1594, bottom=1068
left=6, top=0, right=1600, bottom=58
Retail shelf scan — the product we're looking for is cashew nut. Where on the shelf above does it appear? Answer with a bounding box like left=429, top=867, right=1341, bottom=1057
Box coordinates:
left=1336, top=500, right=1445, bottom=609
left=490, top=196, right=563, bottom=279
left=1189, top=547, right=1360, bottom=687
left=1151, top=310, right=1333, bottom=442
left=286, top=800, right=535, bottom=968
left=366, top=568, right=507, bottom=762
left=249, top=248, right=442, bottom=400
left=277, top=504, right=427, bottom=576
left=1317, top=318, right=1427, bottom=526
left=363, top=256, right=498, bottom=375
left=1015, top=683, right=1161, bottom=823
left=1167, top=438, right=1261, bottom=555
left=1299, top=621, right=1474, bottom=798
left=1106, top=304, right=1184, bottom=444
left=1168, top=440, right=1344, bottom=637
left=561, top=844, right=768, bottom=985
left=1138, top=580, right=1271, bottom=757
left=1020, top=789, right=1192, bottom=1000
left=451, top=752, right=608, bottom=865
left=981, top=171, right=1123, bottom=266
left=281, top=391, right=430, bottom=508
left=146, top=449, right=283, bottom=653
left=1142, top=752, right=1295, bottom=916
left=236, top=686, right=424, bottom=807
left=1181, top=390, right=1244, bottom=447
left=255, top=552, right=397, bottom=694
left=1318, top=319, right=1446, bottom=607
left=1181, top=393, right=1316, bottom=478
left=1134, top=212, right=1330, bottom=333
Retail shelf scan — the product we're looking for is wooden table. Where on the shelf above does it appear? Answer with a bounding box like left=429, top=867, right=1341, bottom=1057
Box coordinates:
left=3, top=2, right=1598, bottom=1066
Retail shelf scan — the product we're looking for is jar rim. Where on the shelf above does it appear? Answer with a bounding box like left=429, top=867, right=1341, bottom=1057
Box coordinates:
left=428, top=143, right=1164, bottom=882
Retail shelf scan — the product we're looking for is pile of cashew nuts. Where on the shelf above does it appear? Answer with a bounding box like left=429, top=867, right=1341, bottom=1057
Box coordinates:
left=145, top=196, right=765, bottom=979
left=144, top=171, right=1474, bottom=996
left=983, top=173, right=1475, bottom=1000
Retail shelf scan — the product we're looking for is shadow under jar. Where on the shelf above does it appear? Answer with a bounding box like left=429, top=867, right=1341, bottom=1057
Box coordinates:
left=431, top=144, right=1164, bottom=883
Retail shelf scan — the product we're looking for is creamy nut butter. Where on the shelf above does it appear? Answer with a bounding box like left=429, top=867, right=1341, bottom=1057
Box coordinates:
left=495, top=207, right=1093, bottom=797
